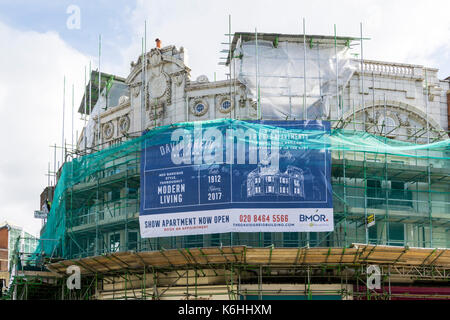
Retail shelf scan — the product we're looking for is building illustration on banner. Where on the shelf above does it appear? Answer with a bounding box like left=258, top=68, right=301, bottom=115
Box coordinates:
left=247, top=164, right=305, bottom=199
left=139, top=120, right=333, bottom=238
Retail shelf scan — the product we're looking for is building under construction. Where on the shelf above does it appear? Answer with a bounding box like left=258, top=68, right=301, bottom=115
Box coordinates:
left=5, top=27, right=450, bottom=300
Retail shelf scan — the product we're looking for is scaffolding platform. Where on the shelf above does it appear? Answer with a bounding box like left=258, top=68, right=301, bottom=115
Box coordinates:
left=47, top=244, right=450, bottom=276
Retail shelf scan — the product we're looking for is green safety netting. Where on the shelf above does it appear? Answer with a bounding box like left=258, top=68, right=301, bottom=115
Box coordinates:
left=34, top=118, right=450, bottom=259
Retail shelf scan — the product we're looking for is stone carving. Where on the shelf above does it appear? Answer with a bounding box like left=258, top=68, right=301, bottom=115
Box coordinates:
left=147, top=72, right=171, bottom=106
left=239, top=97, right=246, bottom=108
left=118, top=95, right=129, bottom=106
left=103, top=122, right=114, bottom=139
left=118, top=115, right=130, bottom=133
left=149, top=49, right=162, bottom=66
left=148, top=107, right=164, bottom=121
left=130, top=82, right=141, bottom=97
left=364, top=111, right=373, bottom=124
left=148, top=49, right=163, bottom=77
left=427, top=84, right=442, bottom=102
left=174, top=74, right=185, bottom=86
left=398, top=114, right=410, bottom=127
left=148, top=74, right=168, bottom=99
left=196, top=75, right=209, bottom=83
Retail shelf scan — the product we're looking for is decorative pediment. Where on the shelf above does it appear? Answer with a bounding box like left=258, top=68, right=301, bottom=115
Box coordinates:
left=148, top=49, right=162, bottom=67
left=126, top=47, right=191, bottom=85
left=130, top=81, right=141, bottom=97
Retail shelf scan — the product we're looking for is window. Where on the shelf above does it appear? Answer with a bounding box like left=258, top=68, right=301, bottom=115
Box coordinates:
left=106, top=189, right=121, bottom=202
left=195, top=103, right=205, bottom=113
left=109, top=233, right=120, bottom=252
left=128, top=231, right=138, bottom=251
left=283, top=233, right=298, bottom=247
left=367, top=179, right=383, bottom=207
left=192, top=99, right=209, bottom=116
left=219, top=99, right=232, bottom=113
left=391, top=181, right=405, bottom=191
left=87, top=237, right=95, bottom=255
left=263, top=233, right=272, bottom=247
left=368, top=224, right=378, bottom=244
left=185, top=235, right=203, bottom=248
left=210, top=233, right=221, bottom=247
left=309, top=233, right=319, bottom=247
left=388, top=223, right=405, bottom=246
left=390, top=181, right=412, bottom=207
left=221, top=100, right=231, bottom=110
left=127, top=187, right=138, bottom=199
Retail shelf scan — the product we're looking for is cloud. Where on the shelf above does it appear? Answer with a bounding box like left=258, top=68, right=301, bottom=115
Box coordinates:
left=121, top=0, right=450, bottom=79
left=0, top=20, right=90, bottom=236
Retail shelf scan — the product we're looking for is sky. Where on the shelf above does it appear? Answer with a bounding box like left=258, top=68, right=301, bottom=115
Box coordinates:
left=0, top=0, right=449, bottom=236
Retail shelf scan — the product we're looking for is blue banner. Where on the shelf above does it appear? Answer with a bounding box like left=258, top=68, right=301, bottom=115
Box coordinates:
left=140, top=120, right=333, bottom=238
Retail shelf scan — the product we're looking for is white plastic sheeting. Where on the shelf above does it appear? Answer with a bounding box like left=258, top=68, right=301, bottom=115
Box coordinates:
left=235, top=40, right=357, bottom=120
left=80, top=93, right=106, bottom=150
left=79, top=82, right=129, bottom=151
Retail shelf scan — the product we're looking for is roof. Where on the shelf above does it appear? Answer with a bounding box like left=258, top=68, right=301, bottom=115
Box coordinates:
left=225, top=32, right=364, bottom=65
left=0, top=221, right=23, bottom=231
left=78, top=70, right=126, bottom=115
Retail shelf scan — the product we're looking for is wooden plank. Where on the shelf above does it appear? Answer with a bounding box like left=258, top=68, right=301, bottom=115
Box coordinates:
left=48, top=245, right=450, bottom=274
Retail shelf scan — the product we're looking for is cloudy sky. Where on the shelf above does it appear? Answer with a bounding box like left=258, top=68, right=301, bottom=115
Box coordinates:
left=0, top=0, right=449, bottom=235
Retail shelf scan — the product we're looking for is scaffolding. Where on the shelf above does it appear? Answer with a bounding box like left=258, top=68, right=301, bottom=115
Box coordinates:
left=15, top=115, right=446, bottom=300
left=35, top=119, right=449, bottom=255
left=12, top=140, right=450, bottom=300
left=11, top=22, right=450, bottom=300
left=8, top=245, right=449, bottom=300
left=30, top=66, right=450, bottom=299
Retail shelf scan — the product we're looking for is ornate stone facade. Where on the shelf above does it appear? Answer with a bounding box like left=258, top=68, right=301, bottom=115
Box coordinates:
left=80, top=36, right=449, bottom=150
